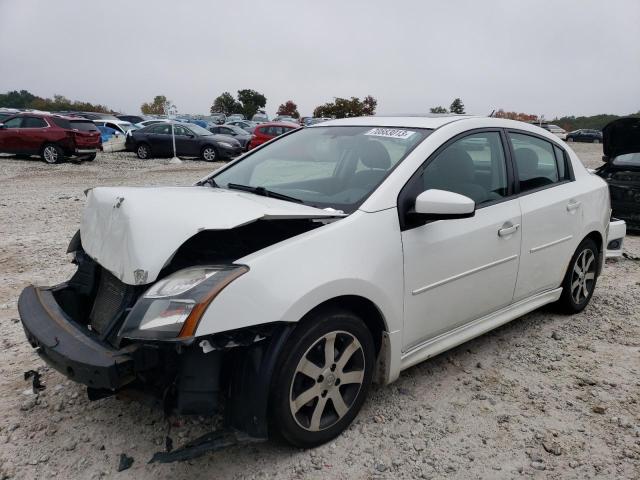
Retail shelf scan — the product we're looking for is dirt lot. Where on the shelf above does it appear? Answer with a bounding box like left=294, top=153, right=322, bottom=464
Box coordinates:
left=0, top=143, right=638, bottom=479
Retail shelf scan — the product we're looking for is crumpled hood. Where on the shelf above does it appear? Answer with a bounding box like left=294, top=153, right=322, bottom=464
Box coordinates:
left=603, top=117, right=640, bottom=159
left=80, top=186, right=344, bottom=285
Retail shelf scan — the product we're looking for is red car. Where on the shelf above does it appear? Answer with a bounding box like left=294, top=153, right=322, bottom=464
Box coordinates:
left=0, top=113, right=101, bottom=163
left=248, top=122, right=298, bottom=150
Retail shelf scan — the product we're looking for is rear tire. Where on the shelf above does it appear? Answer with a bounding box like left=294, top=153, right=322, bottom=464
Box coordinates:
left=567, top=137, right=574, bottom=142
left=136, top=143, right=151, bottom=159
left=556, top=238, right=599, bottom=313
left=41, top=143, right=64, bottom=164
left=593, top=138, right=600, bottom=144
left=270, top=308, right=374, bottom=448
left=86, top=153, right=97, bottom=161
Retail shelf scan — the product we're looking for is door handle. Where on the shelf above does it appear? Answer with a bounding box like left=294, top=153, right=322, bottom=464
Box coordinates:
left=566, top=200, right=581, bottom=212
left=498, top=223, right=520, bottom=237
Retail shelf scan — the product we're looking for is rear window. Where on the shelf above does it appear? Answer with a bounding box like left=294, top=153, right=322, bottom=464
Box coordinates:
left=70, top=120, right=99, bottom=132
left=52, top=117, right=71, bottom=129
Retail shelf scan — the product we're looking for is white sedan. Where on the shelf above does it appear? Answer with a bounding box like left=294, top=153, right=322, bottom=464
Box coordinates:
left=19, top=115, right=621, bottom=449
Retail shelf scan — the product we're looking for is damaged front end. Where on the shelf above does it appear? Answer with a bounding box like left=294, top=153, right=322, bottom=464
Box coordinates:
left=18, top=220, right=329, bottom=440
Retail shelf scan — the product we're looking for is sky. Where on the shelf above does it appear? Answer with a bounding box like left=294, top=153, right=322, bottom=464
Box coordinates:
left=1, top=0, right=639, bottom=119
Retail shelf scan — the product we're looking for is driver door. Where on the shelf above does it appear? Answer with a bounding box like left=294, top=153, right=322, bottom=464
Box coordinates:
left=400, top=130, right=522, bottom=350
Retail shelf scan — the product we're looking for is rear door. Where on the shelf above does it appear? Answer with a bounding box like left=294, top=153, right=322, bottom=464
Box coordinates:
left=174, top=125, right=199, bottom=156
left=508, top=131, right=582, bottom=300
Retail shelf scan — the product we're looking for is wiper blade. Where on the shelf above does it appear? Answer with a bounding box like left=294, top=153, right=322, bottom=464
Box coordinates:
left=226, top=183, right=304, bottom=203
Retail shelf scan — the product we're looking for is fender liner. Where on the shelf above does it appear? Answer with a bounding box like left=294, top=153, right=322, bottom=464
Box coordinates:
left=225, top=323, right=295, bottom=438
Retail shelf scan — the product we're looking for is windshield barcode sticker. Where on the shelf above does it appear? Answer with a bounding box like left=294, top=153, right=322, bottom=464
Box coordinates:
left=364, top=128, right=416, bottom=139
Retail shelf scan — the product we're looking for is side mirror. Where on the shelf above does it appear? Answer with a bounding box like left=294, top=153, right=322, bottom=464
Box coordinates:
left=412, top=189, right=475, bottom=220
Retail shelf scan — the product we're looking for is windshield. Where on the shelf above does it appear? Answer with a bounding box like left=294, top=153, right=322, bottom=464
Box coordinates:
left=226, top=125, right=246, bottom=135
left=612, top=152, right=640, bottom=167
left=186, top=123, right=213, bottom=136
left=119, top=122, right=136, bottom=131
left=213, top=126, right=430, bottom=212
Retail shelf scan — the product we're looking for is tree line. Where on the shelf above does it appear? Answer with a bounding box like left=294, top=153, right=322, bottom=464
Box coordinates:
left=1, top=89, right=637, bottom=130
left=0, top=90, right=114, bottom=113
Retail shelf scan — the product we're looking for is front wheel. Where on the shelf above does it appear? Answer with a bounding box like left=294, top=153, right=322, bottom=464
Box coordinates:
left=270, top=308, right=374, bottom=448
left=201, top=145, right=218, bottom=161
left=556, top=238, right=599, bottom=313
left=136, top=143, right=150, bottom=159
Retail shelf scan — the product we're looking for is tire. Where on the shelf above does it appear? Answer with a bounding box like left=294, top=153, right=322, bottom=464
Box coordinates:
left=201, top=145, right=218, bottom=161
left=86, top=153, right=97, bottom=161
left=41, top=143, right=64, bottom=164
left=270, top=308, right=375, bottom=448
left=593, top=138, right=600, bottom=144
left=136, top=143, right=151, bottom=160
left=556, top=238, right=599, bottom=313
left=567, top=137, right=574, bottom=142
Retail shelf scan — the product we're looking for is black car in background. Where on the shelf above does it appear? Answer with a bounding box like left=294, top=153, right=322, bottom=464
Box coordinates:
left=117, top=114, right=147, bottom=124
left=209, top=124, right=252, bottom=150
left=566, top=129, right=603, bottom=143
left=596, top=117, right=640, bottom=229
left=125, top=122, right=242, bottom=161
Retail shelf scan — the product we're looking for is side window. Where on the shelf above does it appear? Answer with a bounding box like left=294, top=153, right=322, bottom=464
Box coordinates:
left=174, top=125, right=189, bottom=136
left=4, top=117, right=23, bottom=128
left=22, top=117, right=48, bottom=128
left=420, top=131, right=509, bottom=205
left=509, top=133, right=562, bottom=192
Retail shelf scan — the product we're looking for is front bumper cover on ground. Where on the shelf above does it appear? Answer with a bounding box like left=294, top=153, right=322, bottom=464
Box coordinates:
left=18, top=285, right=138, bottom=390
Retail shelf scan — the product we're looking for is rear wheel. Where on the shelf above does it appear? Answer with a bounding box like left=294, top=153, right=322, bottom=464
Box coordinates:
left=41, top=144, right=64, bottom=164
left=567, top=137, right=574, bottom=142
left=136, top=143, right=150, bottom=159
left=593, top=138, right=600, bottom=144
left=557, top=238, right=599, bottom=313
left=201, top=145, right=218, bottom=161
left=86, top=153, right=97, bottom=161
left=270, top=308, right=374, bottom=448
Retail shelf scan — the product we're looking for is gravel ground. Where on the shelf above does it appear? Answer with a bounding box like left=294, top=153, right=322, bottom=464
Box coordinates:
left=0, top=144, right=638, bottom=479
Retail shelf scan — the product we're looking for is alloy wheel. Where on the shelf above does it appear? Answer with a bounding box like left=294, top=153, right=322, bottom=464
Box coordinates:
left=137, top=145, right=148, bottom=159
left=43, top=145, right=58, bottom=164
left=289, top=331, right=365, bottom=432
left=571, top=249, right=596, bottom=304
left=203, top=147, right=216, bottom=161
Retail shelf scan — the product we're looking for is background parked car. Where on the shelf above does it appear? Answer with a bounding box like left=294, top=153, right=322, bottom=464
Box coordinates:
left=93, top=119, right=138, bottom=136
left=596, top=117, right=640, bottom=229
left=225, top=120, right=257, bottom=132
left=0, top=113, right=100, bottom=163
left=248, top=121, right=298, bottom=149
left=273, top=115, right=297, bottom=124
left=67, top=111, right=119, bottom=121
left=126, top=122, right=242, bottom=161
left=252, top=112, right=269, bottom=123
left=226, top=114, right=245, bottom=122
left=209, top=124, right=252, bottom=150
left=117, top=114, right=148, bottom=124
left=566, top=129, right=603, bottom=143
left=545, top=124, right=567, bottom=140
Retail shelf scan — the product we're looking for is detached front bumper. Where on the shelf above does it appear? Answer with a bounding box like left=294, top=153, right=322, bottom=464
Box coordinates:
left=18, top=285, right=139, bottom=390
left=606, top=218, right=626, bottom=258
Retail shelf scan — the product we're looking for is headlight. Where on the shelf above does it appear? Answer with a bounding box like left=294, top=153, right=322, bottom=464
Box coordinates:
left=218, top=141, right=234, bottom=148
left=118, top=265, right=248, bottom=340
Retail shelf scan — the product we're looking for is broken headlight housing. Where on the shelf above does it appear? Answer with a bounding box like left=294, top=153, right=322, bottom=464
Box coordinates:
left=118, top=265, right=248, bottom=340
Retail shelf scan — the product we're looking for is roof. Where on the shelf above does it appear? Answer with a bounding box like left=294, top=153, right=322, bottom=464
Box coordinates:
left=315, top=115, right=478, bottom=129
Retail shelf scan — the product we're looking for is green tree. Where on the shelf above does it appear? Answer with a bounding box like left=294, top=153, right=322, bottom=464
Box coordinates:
left=211, top=92, right=241, bottom=115
left=0, top=90, right=38, bottom=108
left=141, top=95, right=173, bottom=115
left=0, top=89, right=113, bottom=112
left=449, top=98, right=465, bottom=114
left=237, top=89, right=267, bottom=120
left=429, top=106, right=448, bottom=114
left=276, top=100, right=300, bottom=118
left=313, top=95, right=377, bottom=118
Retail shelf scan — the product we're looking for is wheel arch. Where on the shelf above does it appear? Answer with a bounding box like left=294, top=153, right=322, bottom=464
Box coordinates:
left=583, top=230, right=604, bottom=275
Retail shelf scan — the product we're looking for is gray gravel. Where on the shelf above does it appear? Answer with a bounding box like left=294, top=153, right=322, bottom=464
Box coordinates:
left=0, top=144, right=639, bottom=479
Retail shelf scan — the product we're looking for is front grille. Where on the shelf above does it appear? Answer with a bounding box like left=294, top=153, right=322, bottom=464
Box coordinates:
left=90, top=268, right=136, bottom=335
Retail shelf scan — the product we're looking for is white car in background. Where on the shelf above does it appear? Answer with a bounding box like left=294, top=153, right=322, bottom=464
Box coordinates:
left=19, top=115, right=619, bottom=449
left=547, top=124, right=568, bottom=140
left=93, top=119, right=138, bottom=136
